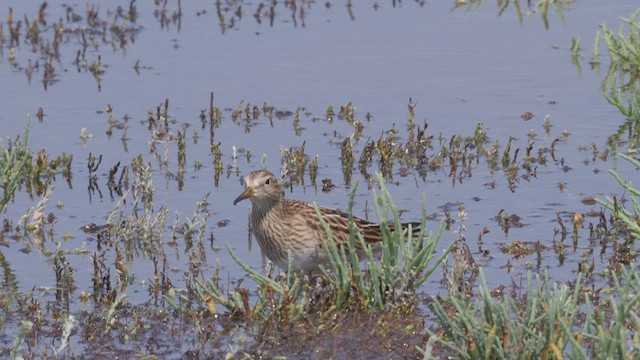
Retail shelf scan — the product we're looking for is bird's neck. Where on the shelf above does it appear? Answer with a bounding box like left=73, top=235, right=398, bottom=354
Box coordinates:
left=251, top=196, right=284, bottom=223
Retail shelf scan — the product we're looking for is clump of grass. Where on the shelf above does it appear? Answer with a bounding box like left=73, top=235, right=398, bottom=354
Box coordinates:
left=212, top=142, right=223, bottom=187
left=293, top=106, right=302, bottom=135
left=596, top=8, right=640, bottom=73
left=177, top=128, right=186, bottom=190
left=326, top=105, right=334, bottom=122
left=53, top=244, right=76, bottom=306
left=129, top=155, right=155, bottom=211
left=596, top=8, right=640, bottom=104
left=309, top=155, right=318, bottom=189
left=53, top=314, right=75, bottom=357
left=340, top=135, right=355, bottom=185
left=596, top=152, right=640, bottom=241
left=102, top=159, right=213, bottom=306
left=105, top=190, right=169, bottom=262
left=605, top=84, right=640, bottom=152
left=375, top=126, right=401, bottom=179
left=597, top=8, right=640, bottom=229
left=0, top=118, right=30, bottom=213
left=102, top=156, right=171, bottom=282
left=578, top=266, right=640, bottom=359
left=338, top=101, right=356, bottom=123
left=15, top=186, right=53, bottom=251
left=317, top=172, right=452, bottom=311
left=422, top=266, right=640, bottom=359
left=10, top=320, right=33, bottom=360
left=164, top=245, right=306, bottom=322
left=206, top=92, right=222, bottom=127
left=422, top=268, right=583, bottom=359
left=280, top=141, right=307, bottom=185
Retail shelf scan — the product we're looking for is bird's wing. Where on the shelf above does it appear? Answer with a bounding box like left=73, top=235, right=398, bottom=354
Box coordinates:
left=286, top=199, right=382, bottom=249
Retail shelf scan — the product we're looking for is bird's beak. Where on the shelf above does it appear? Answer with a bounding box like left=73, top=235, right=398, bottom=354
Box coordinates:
left=233, top=187, right=254, bottom=205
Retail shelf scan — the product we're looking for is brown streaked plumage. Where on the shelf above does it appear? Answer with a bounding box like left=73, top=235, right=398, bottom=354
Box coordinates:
left=233, top=170, right=421, bottom=272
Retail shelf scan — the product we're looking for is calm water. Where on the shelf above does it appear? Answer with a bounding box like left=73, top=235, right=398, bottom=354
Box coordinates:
left=0, top=0, right=637, bottom=309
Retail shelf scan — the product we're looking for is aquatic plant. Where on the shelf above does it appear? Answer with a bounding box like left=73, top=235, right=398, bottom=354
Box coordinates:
left=605, top=85, right=640, bottom=152
left=316, top=172, right=451, bottom=311
left=421, top=266, right=640, bottom=359
left=596, top=7, right=640, bottom=93
left=10, top=320, right=32, bottom=360
left=422, top=269, right=583, bottom=359
left=0, top=118, right=30, bottom=213
left=578, top=266, right=640, bottom=359
left=596, top=152, right=640, bottom=241
left=597, top=8, right=640, bottom=70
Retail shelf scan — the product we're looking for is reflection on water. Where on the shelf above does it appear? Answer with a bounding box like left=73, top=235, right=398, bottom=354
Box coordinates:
left=1, top=0, right=587, bottom=91
left=2, top=2, right=142, bottom=90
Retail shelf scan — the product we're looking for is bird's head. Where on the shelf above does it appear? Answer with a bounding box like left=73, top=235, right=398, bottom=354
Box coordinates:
left=233, top=170, right=282, bottom=206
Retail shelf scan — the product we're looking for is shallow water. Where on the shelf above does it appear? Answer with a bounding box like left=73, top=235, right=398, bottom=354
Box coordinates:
left=0, top=0, right=638, bottom=347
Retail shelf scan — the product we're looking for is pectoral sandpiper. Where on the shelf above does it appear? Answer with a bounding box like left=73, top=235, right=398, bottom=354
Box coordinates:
left=233, top=170, right=421, bottom=272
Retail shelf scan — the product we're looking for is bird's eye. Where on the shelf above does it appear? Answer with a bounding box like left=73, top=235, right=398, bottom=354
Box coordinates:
left=265, top=178, right=272, bottom=185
